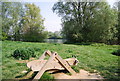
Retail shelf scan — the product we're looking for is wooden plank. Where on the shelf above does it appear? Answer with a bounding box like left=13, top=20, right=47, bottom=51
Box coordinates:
left=27, top=58, right=78, bottom=71
left=33, top=53, right=56, bottom=80
left=27, top=60, right=47, bottom=71
left=55, top=52, right=76, bottom=75
left=39, top=50, right=52, bottom=60
left=30, top=51, right=77, bottom=81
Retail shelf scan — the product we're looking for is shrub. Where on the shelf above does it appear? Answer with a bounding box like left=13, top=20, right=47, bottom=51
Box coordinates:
left=27, top=48, right=36, bottom=57
left=22, top=30, right=47, bottom=42
left=1, top=32, right=8, bottom=41
left=33, top=47, right=41, bottom=51
left=112, top=49, right=120, bottom=56
left=12, top=48, right=35, bottom=60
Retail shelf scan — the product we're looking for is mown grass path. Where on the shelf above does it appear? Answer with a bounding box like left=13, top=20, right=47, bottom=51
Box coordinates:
left=2, top=41, right=119, bottom=79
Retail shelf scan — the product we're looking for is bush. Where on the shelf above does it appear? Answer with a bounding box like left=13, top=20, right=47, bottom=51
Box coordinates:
left=27, top=48, right=36, bottom=57
left=22, top=30, right=47, bottom=42
left=33, top=47, right=41, bottom=51
left=112, top=49, right=120, bottom=56
left=12, top=48, right=35, bottom=60
left=1, top=32, right=8, bottom=41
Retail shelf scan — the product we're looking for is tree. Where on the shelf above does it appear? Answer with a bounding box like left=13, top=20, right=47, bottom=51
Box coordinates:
left=2, top=2, right=12, bottom=40
left=0, top=2, right=2, bottom=40
left=1, top=2, right=24, bottom=41
left=22, top=3, right=47, bottom=42
left=48, top=31, right=62, bottom=39
left=52, top=1, right=118, bottom=44
left=118, top=1, right=120, bottom=44
left=112, top=1, right=120, bottom=45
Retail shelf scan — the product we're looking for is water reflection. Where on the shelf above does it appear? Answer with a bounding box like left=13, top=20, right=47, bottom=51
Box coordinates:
left=44, top=39, right=66, bottom=43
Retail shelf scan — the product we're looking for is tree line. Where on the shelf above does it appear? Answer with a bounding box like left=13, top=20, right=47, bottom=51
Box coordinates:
left=1, top=2, right=47, bottom=42
left=1, top=2, right=63, bottom=42
left=52, top=1, right=120, bottom=44
left=1, top=2, right=120, bottom=44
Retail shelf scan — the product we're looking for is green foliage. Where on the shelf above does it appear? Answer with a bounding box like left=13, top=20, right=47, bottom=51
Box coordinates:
left=40, top=72, right=54, bottom=80
left=48, top=31, right=62, bottom=39
left=117, top=1, right=120, bottom=44
left=33, top=47, right=41, bottom=51
left=112, top=49, right=120, bottom=56
left=1, top=32, right=8, bottom=41
left=2, top=2, right=47, bottom=42
left=2, top=2, right=24, bottom=41
left=52, top=2, right=118, bottom=44
left=23, top=30, right=47, bottom=42
left=22, top=3, right=47, bottom=42
left=71, top=66, right=79, bottom=73
left=12, top=48, right=35, bottom=60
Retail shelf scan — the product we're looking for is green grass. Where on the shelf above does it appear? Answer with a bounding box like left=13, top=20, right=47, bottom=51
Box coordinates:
left=2, top=40, right=119, bottom=79
left=0, top=41, right=2, bottom=80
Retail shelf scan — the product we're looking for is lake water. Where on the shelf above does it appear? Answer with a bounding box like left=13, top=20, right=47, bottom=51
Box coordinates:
left=44, top=39, right=67, bottom=43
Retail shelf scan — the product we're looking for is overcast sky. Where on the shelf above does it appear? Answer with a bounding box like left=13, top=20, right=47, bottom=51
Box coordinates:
left=34, top=0, right=117, bottom=32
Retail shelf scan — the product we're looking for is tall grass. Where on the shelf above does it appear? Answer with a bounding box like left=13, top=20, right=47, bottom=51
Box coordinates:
left=2, top=41, right=119, bottom=79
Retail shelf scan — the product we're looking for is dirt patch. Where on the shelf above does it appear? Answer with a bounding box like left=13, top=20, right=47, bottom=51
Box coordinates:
left=18, top=69, right=103, bottom=81
left=53, top=69, right=103, bottom=81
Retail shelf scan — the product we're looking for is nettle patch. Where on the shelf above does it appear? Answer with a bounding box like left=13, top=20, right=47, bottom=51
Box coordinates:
left=12, top=48, right=36, bottom=60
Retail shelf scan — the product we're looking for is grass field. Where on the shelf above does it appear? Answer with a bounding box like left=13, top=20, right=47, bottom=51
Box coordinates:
left=2, top=41, right=119, bottom=79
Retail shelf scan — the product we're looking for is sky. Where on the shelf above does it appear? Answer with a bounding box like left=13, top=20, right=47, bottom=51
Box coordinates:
left=34, top=0, right=117, bottom=32
left=35, top=2, right=62, bottom=32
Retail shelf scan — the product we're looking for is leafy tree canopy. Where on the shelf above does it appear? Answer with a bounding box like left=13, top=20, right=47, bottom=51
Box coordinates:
left=52, top=1, right=118, bottom=44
